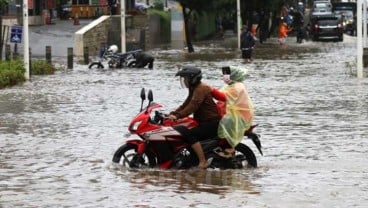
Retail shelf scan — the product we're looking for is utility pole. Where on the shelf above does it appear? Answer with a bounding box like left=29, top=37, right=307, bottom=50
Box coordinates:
left=364, top=0, right=367, bottom=47
left=357, top=0, right=363, bottom=78
left=121, top=0, right=126, bottom=53
left=237, top=0, right=241, bottom=49
left=23, top=0, right=30, bottom=80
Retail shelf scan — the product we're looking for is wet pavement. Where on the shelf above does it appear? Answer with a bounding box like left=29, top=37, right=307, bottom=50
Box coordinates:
left=1, top=29, right=368, bottom=208
left=27, top=19, right=93, bottom=58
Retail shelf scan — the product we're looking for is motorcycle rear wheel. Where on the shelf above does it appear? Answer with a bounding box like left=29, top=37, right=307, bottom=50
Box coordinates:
left=235, top=143, right=257, bottom=168
left=127, top=61, right=136, bottom=68
left=112, top=143, right=157, bottom=168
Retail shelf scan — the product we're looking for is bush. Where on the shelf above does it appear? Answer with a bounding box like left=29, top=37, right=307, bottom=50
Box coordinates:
left=31, top=59, right=56, bottom=75
left=0, top=59, right=25, bottom=89
left=153, top=0, right=164, bottom=10
left=148, top=9, right=171, bottom=43
left=0, top=59, right=57, bottom=89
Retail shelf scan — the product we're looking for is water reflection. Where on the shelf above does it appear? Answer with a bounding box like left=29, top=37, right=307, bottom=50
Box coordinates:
left=112, top=166, right=260, bottom=195
left=1, top=37, right=368, bottom=207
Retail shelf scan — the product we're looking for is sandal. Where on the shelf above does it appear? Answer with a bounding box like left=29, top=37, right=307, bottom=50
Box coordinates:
left=194, top=158, right=213, bottom=169
left=224, top=148, right=235, bottom=155
left=216, top=151, right=234, bottom=159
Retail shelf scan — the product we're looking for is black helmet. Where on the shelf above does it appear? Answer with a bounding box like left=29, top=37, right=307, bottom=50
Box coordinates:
left=175, top=66, right=202, bottom=86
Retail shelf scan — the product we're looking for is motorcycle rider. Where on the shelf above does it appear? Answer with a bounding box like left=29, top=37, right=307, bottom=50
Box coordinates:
left=169, top=66, right=222, bottom=168
left=212, top=66, right=254, bottom=157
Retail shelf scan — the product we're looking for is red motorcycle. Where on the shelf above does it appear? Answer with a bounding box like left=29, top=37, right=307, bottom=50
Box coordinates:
left=112, top=88, right=262, bottom=169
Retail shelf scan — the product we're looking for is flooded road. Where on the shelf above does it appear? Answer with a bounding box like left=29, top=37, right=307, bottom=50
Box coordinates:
left=1, top=36, right=367, bottom=207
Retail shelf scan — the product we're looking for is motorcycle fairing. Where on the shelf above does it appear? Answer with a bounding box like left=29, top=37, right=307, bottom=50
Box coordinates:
left=126, top=139, right=146, bottom=154
left=144, top=126, right=182, bottom=141
left=129, top=104, right=163, bottom=133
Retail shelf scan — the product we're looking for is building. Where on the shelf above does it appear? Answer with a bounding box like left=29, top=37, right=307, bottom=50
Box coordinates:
left=1, top=0, right=137, bottom=25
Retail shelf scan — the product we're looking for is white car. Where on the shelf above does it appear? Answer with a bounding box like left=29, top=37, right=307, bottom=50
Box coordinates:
left=311, top=1, right=333, bottom=17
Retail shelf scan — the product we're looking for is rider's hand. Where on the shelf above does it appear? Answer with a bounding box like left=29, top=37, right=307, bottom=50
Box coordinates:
left=168, top=114, right=177, bottom=121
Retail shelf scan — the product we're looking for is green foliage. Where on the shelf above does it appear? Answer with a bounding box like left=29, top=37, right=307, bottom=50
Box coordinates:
left=172, top=0, right=289, bottom=17
left=212, top=0, right=236, bottom=13
left=148, top=9, right=171, bottom=43
left=175, top=0, right=214, bottom=13
left=31, top=59, right=56, bottom=75
left=0, top=0, right=10, bottom=9
left=152, top=0, right=164, bottom=11
left=0, top=59, right=25, bottom=89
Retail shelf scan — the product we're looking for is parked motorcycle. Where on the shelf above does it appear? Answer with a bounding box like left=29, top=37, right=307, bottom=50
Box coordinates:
left=112, top=88, right=263, bottom=169
left=88, top=45, right=142, bottom=69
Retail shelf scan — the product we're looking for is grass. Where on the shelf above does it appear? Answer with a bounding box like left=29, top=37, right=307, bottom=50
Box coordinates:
left=0, top=59, right=57, bottom=89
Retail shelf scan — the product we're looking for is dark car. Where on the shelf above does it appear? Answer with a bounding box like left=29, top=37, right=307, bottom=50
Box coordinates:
left=310, top=15, right=343, bottom=41
left=332, top=2, right=356, bottom=35
left=334, top=10, right=355, bottom=35
left=60, top=4, right=71, bottom=20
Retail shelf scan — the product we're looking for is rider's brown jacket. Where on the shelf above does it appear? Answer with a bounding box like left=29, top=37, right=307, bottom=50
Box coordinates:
left=171, top=82, right=221, bottom=122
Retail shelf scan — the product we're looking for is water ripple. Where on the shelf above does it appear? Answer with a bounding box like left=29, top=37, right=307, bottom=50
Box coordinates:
left=1, top=39, right=367, bottom=207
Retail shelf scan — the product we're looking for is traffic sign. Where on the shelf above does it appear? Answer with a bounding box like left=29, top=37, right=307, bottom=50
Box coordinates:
left=10, top=26, right=23, bottom=43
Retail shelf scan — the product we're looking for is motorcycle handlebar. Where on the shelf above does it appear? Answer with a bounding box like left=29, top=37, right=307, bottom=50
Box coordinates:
left=152, top=111, right=169, bottom=124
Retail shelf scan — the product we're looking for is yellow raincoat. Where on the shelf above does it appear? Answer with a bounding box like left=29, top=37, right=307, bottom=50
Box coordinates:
left=218, top=67, right=254, bottom=148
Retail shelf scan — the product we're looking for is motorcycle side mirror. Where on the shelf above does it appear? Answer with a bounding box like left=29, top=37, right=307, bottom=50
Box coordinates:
left=140, top=88, right=146, bottom=112
left=145, top=89, right=153, bottom=114
left=140, top=88, right=146, bottom=101
left=148, top=90, right=153, bottom=102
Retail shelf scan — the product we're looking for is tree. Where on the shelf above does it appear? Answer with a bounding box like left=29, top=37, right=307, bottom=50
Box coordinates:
left=0, top=0, right=10, bottom=60
left=175, top=0, right=215, bottom=53
left=174, top=0, right=290, bottom=52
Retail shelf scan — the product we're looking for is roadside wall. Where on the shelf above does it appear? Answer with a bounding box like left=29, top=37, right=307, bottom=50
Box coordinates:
left=74, top=16, right=111, bottom=59
left=74, top=15, right=149, bottom=59
left=74, top=9, right=215, bottom=60
left=74, top=10, right=217, bottom=59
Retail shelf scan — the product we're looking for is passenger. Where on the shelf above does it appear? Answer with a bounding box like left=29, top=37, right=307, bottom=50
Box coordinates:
left=211, top=66, right=254, bottom=158
left=169, top=66, right=222, bottom=168
left=134, top=51, right=155, bottom=69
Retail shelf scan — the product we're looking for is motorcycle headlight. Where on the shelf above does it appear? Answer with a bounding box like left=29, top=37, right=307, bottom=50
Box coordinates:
left=131, top=121, right=142, bottom=131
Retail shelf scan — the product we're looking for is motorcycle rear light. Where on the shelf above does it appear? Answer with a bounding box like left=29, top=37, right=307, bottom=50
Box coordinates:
left=338, top=23, right=342, bottom=28
left=314, top=24, right=319, bottom=29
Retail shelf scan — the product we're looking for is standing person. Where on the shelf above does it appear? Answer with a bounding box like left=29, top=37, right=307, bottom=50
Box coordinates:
left=169, top=66, right=222, bottom=168
left=290, top=7, right=305, bottom=43
left=107, top=0, right=117, bottom=15
left=278, top=21, right=292, bottom=45
left=211, top=66, right=254, bottom=157
left=258, top=11, right=270, bottom=44
left=215, top=15, right=224, bottom=38
left=280, top=3, right=289, bottom=22
left=240, top=25, right=256, bottom=63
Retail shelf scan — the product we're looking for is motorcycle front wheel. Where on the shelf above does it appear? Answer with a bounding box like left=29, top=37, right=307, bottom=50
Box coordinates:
left=112, top=143, right=157, bottom=168
left=88, top=62, right=104, bottom=69
left=235, top=143, right=257, bottom=168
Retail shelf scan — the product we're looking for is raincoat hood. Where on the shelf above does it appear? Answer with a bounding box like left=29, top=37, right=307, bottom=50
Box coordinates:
left=229, top=66, right=248, bottom=82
